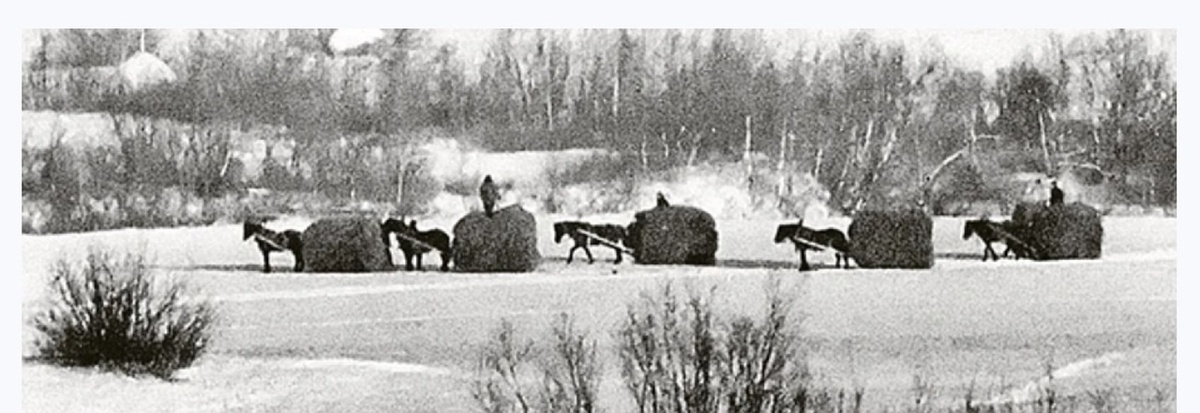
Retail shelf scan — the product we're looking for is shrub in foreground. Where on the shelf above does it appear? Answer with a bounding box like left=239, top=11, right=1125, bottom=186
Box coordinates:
left=472, top=315, right=600, bottom=413
left=616, top=281, right=826, bottom=413
left=31, top=248, right=217, bottom=379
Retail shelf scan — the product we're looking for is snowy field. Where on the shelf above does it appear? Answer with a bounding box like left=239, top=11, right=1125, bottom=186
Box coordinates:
left=21, top=215, right=1176, bottom=412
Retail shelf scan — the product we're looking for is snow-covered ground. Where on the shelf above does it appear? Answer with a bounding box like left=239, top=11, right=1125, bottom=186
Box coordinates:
left=21, top=216, right=1176, bottom=412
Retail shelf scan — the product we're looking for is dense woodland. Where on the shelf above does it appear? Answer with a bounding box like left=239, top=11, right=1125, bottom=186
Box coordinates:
left=21, top=29, right=1176, bottom=232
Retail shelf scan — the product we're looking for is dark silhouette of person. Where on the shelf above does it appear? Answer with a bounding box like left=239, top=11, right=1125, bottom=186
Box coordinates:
left=1049, top=181, right=1064, bottom=206
left=480, top=175, right=500, bottom=217
left=656, top=192, right=670, bottom=208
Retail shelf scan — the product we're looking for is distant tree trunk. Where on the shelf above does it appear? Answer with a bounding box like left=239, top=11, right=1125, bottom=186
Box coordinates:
left=546, top=91, right=554, bottom=131
left=639, top=134, right=648, bottom=171
left=813, top=145, right=824, bottom=182
left=611, top=71, right=620, bottom=121
left=687, top=128, right=702, bottom=169
left=1039, top=112, right=1052, bottom=173
left=777, top=128, right=788, bottom=198
left=660, top=132, right=670, bottom=163
left=743, top=116, right=753, bottom=187
left=396, top=162, right=405, bottom=207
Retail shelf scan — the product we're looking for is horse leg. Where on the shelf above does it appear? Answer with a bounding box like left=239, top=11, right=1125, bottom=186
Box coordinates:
left=416, top=253, right=424, bottom=271
left=403, top=250, right=415, bottom=271
left=292, top=248, right=304, bottom=272
left=567, top=245, right=578, bottom=264
left=260, top=248, right=272, bottom=273
left=584, top=245, right=595, bottom=264
left=612, top=246, right=623, bottom=264
left=799, top=249, right=811, bottom=271
left=440, top=251, right=451, bottom=272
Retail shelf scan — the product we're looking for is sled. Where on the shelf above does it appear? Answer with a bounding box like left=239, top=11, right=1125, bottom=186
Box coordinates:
left=986, top=224, right=1041, bottom=258
left=577, top=229, right=636, bottom=255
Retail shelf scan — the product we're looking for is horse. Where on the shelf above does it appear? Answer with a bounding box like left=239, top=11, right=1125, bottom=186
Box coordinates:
left=380, top=218, right=453, bottom=271
left=962, top=218, right=1036, bottom=261
left=243, top=220, right=305, bottom=273
left=773, top=219, right=851, bottom=270
left=553, top=221, right=628, bottom=264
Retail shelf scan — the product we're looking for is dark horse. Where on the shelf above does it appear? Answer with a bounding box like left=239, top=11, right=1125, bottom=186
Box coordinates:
left=962, top=218, right=1035, bottom=261
left=553, top=221, right=628, bottom=264
left=773, top=219, right=851, bottom=270
left=380, top=218, right=453, bottom=271
left=243, top=220, right=305, bottom=273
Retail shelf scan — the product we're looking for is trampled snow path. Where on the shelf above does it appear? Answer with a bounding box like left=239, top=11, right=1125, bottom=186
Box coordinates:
left=985, top=352, right=1128, bottom=405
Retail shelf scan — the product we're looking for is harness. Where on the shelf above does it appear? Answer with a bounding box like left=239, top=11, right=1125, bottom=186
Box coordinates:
left=576, top=229, right=635, bottom=255
left=393, top=231, right=441, bottom=252
left=253, top=232, right=289, bottom=251
left=983, top=222, right=1041, bottom=257
left=788, top=234, right=831, bottom=251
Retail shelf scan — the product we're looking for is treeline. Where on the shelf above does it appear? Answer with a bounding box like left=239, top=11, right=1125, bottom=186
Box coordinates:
left=23, top=29, right=1176, bottom=212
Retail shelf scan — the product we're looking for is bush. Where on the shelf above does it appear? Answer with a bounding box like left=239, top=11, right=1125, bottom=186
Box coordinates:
left=31, top=248, right=217, bottom=379
left=472, top=314, right=601, bottom=413
left=616, top=281, right=819, bottom=412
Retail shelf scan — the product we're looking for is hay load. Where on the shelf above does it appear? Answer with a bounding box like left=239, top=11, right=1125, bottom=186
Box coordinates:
left=451, top=205, right=540, bottom=272
left=626, top=204, right=718, bottom=265
left=1011, top=202, right=1102, bottom=260
left=301, top=216, right=392, bottom=272
left=848, top=209, right=934, bottom=269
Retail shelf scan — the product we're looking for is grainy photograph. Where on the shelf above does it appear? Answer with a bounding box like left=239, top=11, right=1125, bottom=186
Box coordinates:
left=19, top=28, right=1177, bottom=412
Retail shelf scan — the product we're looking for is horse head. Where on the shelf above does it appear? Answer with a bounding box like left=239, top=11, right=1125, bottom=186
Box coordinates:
left=963, top=217, right=989, bottom=240
left=243, top=220, right=263, bottom=241
left=553, top=222, right=567, bottom=244
left=774, top=224, right=799, bottom=244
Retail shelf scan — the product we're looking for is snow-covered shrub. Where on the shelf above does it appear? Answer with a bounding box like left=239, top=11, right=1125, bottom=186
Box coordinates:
left=31, top=248, right=217, bottom=379
left=616, top=281, right=820, bottom=412
left=472, top=314, right=600, bottom=413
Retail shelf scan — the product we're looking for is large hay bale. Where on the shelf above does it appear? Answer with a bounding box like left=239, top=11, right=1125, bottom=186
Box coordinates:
left=452, top=205, right=540, bottom=272
left=848, top=209, right=934, bottom=269
left=626, top=205, right=718, bottom=265
left=301, top=217, right=392, bottom=272
left=1011, top=202, right=1102, bottom=260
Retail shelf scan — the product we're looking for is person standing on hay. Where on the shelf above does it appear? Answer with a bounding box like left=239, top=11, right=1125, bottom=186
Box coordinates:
left=480, top=175, right=500, bottom=217
left=656, top=192, right=670, bottom=208
left=1049, top=181, right=1064, bottom=206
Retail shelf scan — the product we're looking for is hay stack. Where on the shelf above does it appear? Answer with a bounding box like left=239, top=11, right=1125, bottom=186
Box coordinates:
left=626, top=205, right=718, bottom=265
left=1010, top=202, right=1102, bottom=260
left=119, top=51, right=177, bottom=91
left=301, top=217, right=392, bottom=272
left=452, top=205, right=540, bottom=272
left=848, top=209, right=934, bottom=269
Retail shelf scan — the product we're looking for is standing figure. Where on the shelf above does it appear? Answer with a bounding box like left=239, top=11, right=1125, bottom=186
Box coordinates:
left=656, top=192, right=670, bottom=208
left=1049, top=181, right=1064, bottom=206
left=480, top=175, right=500, bottom=217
